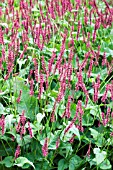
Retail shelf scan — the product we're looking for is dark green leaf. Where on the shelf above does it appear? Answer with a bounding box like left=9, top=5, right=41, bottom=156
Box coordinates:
left=58, top=159, right=68, bottom=170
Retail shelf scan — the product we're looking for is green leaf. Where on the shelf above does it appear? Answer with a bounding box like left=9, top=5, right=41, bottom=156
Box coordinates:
left=14, top=157, right=35, bottom=169
left=35, top=162, right=42, bottom=170
left=1, top=156, right=13, bottom=168
left=69, top=155, right=82, bottom=170
left=35, top=160, right=50, bottom=170
left=96, top=134, right=105, bottom=147
left=99, top=159, right=112, bottom=170
left=0, top=142, right=13, bottom=156
left=48, top=131, right=61, bottom=150
left=16, top=135, right=31, bottom=146
left=82, top=112, right=93, bottom=126
left=70, top=103, right=76, bottom=118
left=31, top=139, right=43, bottom=160
left=45, top=104, right=53, bottom=112
left=88, top=106, right=100, bottom=118
left=58, top=159, right=68, bottom=170
left=59, top=143, right=73, bottom=157
left=13, top=77, right=36, bottom=120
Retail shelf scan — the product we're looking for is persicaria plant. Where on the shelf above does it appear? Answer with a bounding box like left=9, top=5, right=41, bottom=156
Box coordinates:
left=0, top=0, right=113, bottom=169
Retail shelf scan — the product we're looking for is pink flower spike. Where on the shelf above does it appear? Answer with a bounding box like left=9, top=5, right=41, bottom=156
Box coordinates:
left=56, top=137, right=60, bottom=149
left=16, top=90, right=22, bottom=103
left=42, top=138, right=48, bottom=157
left=15, top=145, right=21, bottom=159
left=0, top=115, right=5, bottom=135
left=20, top=110, right=26, bottom=126
left=28, top=121, right=33, bottom=138
left=86, top=143, right=91, bottom=157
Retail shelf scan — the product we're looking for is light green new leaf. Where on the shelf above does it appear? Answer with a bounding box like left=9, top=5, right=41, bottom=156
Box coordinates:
left=0, top=103, right=5, bottom=115
left=93, top=148, right=107, bottom=165
left=5, top=114, right=14, bottom=129
left=70, top=125, right=80, bottom=140
left=89, top=128, right=99, bottom=140
left=14, top=157, right=35, bottom=169
left=36, top=113, right=45, bottom=124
